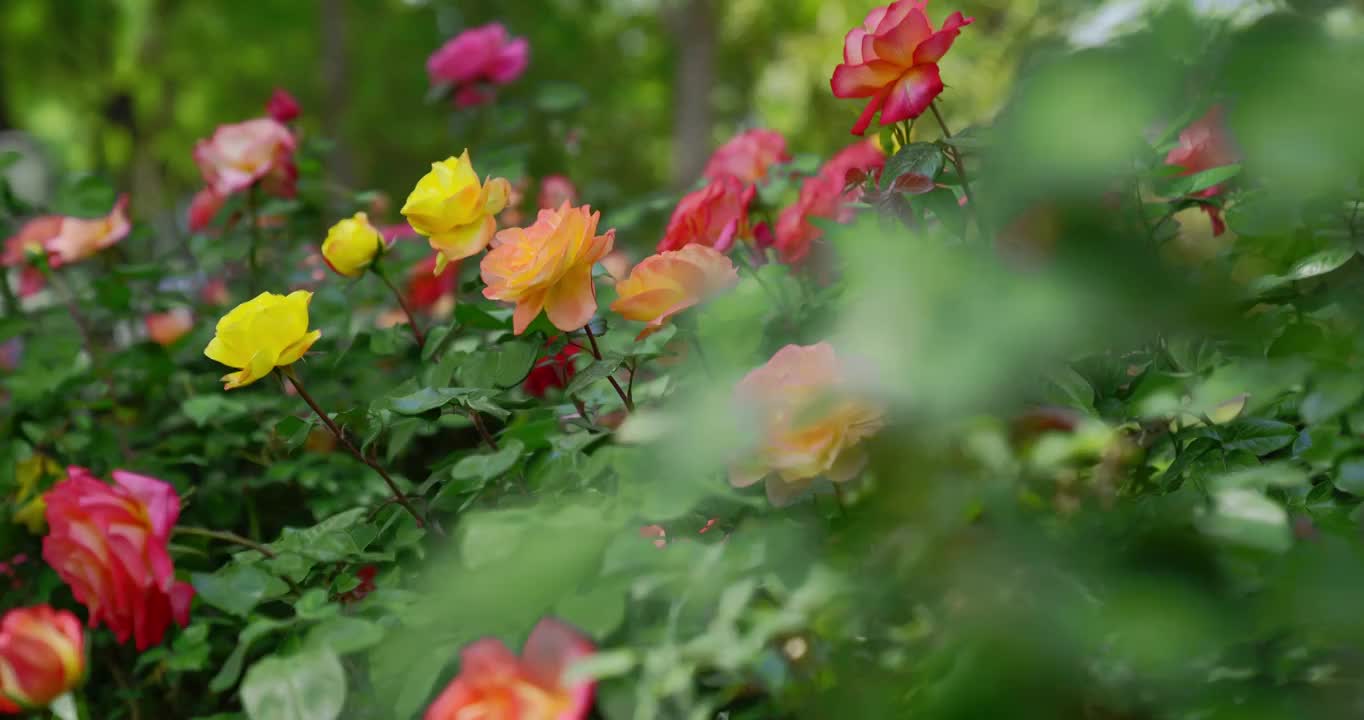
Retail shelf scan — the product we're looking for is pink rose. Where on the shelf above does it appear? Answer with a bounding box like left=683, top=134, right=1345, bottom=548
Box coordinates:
left=187, top=188, right=225, bottom=232
left=538, top=175, right=578, bottom=210
left=657, top=175, right=755, bottom=254
left=42, top=467, right=194, bottom=650
left=775, top=142, right=885, bottom=263
left=1166, top=106, right=1238, bottom=237
left=193, top=118, right=298, bottom=197
left=831, top=1, right=975, bottom=135
left=427, top=24, right=530, bottom=107
left=45, top=195, right=132, bottom=265
left=266, top=88, right=301, bottom=123
left=703, top=129, right=791, bottom=186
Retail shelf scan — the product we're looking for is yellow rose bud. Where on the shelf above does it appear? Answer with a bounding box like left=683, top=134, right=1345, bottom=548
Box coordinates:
left=321, top=212, right=385, bottom=278
left=203, top=291, right=322, bottom=390
left=400, top=150, right=510, bottom=274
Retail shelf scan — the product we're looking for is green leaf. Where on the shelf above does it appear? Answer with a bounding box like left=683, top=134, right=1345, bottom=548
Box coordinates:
left=880, top=142, right=944, bottom=192
left=1164, top=164, right=1241, bottom=196
left=461, top=341, right=540, bottom=389
left=305, top=617, right=386, bottom=655
left=211, top=618, right=294, bottom=693
left=1301, top=373, right=1364, bottom=425
left=1219, top=418, right=1297, bottom=456
left=565, top=357, right=623, bottom=396
left=1334, top=458, right=1364, bottom=496
left=183, top=396, right=249, bottom=428
left=192, top=565, right=289, bottom=618
left=1197, top=488, right=1292, bottom=553
left=389, top=387, right=477, bottom=415
left=241, top=647, right=346, bottom=720
left=273, top=416, right=314, bottom=451
left=555, top=584, right=626, bottom=638
left=1210, top=463, right=1308, bottom=492
left=1288, top=246, right=1355, bottom=280
left=451, top=439, right=525, bottom=483
left=920, top=187, right=966, bottom=238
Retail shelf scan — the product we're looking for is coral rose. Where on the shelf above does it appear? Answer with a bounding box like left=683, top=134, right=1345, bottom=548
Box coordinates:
left=193, top=118, right=298, bottom=197
left=42, top=467, right=194, bottom=651
left=611, top=245, right=739, bottom=339
left=1166, top=105, right=1238, bottom=237
left=145, top=308, right=194, bottom=347
left=45, top=195, right=131, bottom=265
left=424, top=618, right=595, bottom=720
left=266, top=88, right=301, bottom=123
left=427, top=23, right=530, bottom=108
left=481, top=203, right=615, bottom=334
left=401, top=151, right=512, bottom=272
left=775, top=141, right=885, bottom=264
left=657, top=175, right=754, bottom=254
left=831, top=0, right=974, bottom=135
left=703, top=129, right=790, bottom=186
left=204, top=290, right=322, bottom=389
left=0, top=606, right=84, bottom=713
left=2, top=216, right=60, bottom=296
left=321, top=212, right=386, bottom=278
left=731, top=343, right=885, bottom=506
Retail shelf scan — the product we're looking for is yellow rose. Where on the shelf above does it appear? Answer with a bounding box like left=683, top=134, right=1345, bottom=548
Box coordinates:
left=203, top=291, right=322, bottom=390
left=400, top=150, right=511, bottom=273
left=321, top=211, right=385, bottom=278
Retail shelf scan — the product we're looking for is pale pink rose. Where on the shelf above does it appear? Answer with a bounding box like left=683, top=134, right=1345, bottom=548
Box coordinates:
left=193, top=118, right=298, bottom=197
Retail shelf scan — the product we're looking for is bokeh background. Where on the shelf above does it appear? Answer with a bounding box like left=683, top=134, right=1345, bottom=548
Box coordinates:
left=5, top=0, right=1345, bottom=252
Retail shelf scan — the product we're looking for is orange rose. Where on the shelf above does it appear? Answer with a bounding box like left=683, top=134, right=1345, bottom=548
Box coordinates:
left=610, top=245, right=738, bottom=339
left=731, top=343, right=885, bottom=506
left=145, top=308, right=194, bottom=347
left=480, top=203, right=615, bottom=334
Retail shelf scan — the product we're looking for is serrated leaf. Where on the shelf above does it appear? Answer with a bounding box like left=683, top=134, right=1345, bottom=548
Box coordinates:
left=1197, top=488, right=1292, bottom=553
left=880, top=142, right=943, bottom=192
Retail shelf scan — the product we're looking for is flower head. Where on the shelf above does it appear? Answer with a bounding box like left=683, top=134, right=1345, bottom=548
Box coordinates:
left=611, top=245, right=739, bottom=339
left=775, top=141, right=885, bottom=263
left=703, top=129, right=790, bottom=186
left=193, top=118, right=298, bottom=197
left=1166, top=106, right=1238, bottom=237
left=42, top=468, right=194, bottom=651
left=45, top=196, right=131, bottom=265
left=401, top=152, right=512, bottom=272
left=731, top=343, right=885, bottom=506
left=831, top=0, right=974, bottom=135
left=145, top=308, right=195, bottom=347
left=266, top=88, right=301, bottom=123
left=481, top=203, right=615, bottom=334
left=424, top=618, right=595, bottom=720
left=427, top=24, right=530, bottom=108
left=204, top=291, right=322, bottom=389
left=322, top=212, right=387, bottom=278
left=0, top=606, right=84, bottom=712
left=657, top=175, right=755, bottom=254
left=538, top=175, right=578, bottom=210
left=524, top=343, right=580, bottom=398
left=187, top=188, right=226, bottom=233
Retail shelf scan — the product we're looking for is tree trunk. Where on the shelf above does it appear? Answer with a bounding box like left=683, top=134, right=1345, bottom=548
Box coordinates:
left=668, top=0, right=716, bottom=189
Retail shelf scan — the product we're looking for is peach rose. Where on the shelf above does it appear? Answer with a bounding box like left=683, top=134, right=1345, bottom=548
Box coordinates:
left=45, top=195, right=131, bottom=265
left=145, top=308, right=194, bottom=347
left=481, top=203, right=615, bottom=334
left=731, top=343, right=885, bottom=506
left=610, top=245, right=738, bottom=339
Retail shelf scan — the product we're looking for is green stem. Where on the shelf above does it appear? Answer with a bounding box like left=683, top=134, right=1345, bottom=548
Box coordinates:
left=929, top=101, right=980, bottom=236
left=278, top=368, right=429, bottom=529
left=173, top=526, right=277, bottom=558
left=582, top=324, right=634, bottom=412
left=0, top=266, right=17, bottom=317
left=373, top=261, right=425, bottom=349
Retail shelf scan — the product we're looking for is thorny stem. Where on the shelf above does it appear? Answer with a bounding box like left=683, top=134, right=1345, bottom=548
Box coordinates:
left=373, top=261, right=425, bottom=349
left=582, top=324, right=635, bottom=412
left=173, top=526, right=277, bottom=558
left=468, top=409, right=499, bottom=452
left=278, top=368, right=428, bottom=529
left=929, top=101, right=980, bottom=234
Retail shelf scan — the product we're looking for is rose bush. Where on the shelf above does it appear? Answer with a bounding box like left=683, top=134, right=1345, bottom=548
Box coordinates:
left=2, top=3, right=1363, bottom=720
